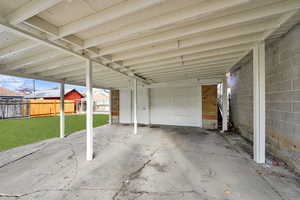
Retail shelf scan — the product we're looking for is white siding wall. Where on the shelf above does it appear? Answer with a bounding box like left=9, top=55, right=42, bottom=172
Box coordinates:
left=137, top=88, right=150, bottom=124
left=119, top=89, right=132, bottom=123
left=120, top=86, right=202, bottom=127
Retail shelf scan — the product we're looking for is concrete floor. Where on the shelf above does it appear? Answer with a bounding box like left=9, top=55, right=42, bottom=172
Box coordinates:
left=0, top=125, right=299, bottom=200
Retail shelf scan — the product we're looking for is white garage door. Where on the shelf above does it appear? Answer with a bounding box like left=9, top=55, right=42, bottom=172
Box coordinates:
left=150, top=86, right=202, bottom=127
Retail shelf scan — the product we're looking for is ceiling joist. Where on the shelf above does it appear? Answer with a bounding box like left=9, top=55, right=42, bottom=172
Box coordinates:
left=0, top=0, right=299, bottom=88
left=7, top=0, right=64, bottom=25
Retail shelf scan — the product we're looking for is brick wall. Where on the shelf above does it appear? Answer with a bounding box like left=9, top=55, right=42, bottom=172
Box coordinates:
left=229, top=24, right=300, bottom=172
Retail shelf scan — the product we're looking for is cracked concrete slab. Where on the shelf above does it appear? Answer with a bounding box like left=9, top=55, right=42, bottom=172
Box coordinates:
left=0, top=125, right=299, bottom=200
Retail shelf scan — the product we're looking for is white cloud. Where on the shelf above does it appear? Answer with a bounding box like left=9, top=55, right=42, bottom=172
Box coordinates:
left=0, top=75, right=32, bottom=90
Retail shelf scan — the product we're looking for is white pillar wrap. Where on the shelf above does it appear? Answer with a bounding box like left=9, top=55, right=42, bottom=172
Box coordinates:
left=253, top=41, right=266, bottom=164
left=86, top=60, right=93, bottom=161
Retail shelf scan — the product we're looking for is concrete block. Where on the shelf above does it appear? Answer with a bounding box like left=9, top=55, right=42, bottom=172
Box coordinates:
left=293, top=78, right=300, bottom=90
left=270, top=92, right=292, bottom=103
left=281, top=112, right=300, bottom=124
left=270, top=102, right=292, bottom=112
left=292, top=103, right=300, bottom=112
left=279, top=49, right=293, bottom=64
left=230, top=23, right=300, bottom=170
left=292, top=53, right=300, bottom=68
left=291, top=90, right=300, bottom=102
left=270, top=111, right=282, bottom=121
left=278, top=121, right=295, bottom=149
left=291, top=66, right=300, bottom=80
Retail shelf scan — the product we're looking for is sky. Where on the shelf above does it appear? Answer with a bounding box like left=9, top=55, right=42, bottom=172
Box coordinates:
left=0, top=74, right=107, bottom=94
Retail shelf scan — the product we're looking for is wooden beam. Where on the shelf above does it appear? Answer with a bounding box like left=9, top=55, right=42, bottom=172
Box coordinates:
left=139, top=65, right=231, bottom=76
left=7, top=0, right=64, bottom=24
left=24, top=56, right=80, bottom=74
left=123, top=42, right=255, bottom=66
left=3, top=50, right=64, bottom=71
left=135, top=60, right=236, bottom=74
left=40, top=63, right=85, bottom=77
left=94, top=0, right=300, bottom=51
left=112, top=21, right=277, bottom=61
left=126, top=51, right=246, bottom=70
left=59, top=0, right=164, bottom=37
left=84, top=0, right=249, bottom=48
left=0, top=40, right=38, bottom=58
left=0, top=17, right=149, bottom=84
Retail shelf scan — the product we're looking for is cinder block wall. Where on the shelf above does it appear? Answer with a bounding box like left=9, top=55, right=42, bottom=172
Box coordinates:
left=229, top=24, right=300, bottom=171
left=229, top=56, right=253, bottom=140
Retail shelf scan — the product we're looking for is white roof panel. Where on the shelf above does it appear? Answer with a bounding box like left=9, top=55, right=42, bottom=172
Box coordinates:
left=0, top=0, right=299, bottom=89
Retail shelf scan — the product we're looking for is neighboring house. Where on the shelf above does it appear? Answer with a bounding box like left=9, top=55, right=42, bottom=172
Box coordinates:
left=0, top=87, right=25, bottom=119
left=0, top=87, right=24, bottom=100
left=25, top=88, right=84, bottom=102
left=79, top=90, right=109, bottom=113
left=93, top=92, right=109, bottom=105
left=93, top=91, right=109, bottom=113
left=80, top=90, right=109, bottom=104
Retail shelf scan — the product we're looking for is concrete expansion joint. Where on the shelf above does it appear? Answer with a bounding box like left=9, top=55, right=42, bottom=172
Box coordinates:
left=0, top=189, right=71, bottom=198
left=64, top=142, right=79, bottom=188
left=0, top=143, right=47, bottom=169
left=0, top=142, right=80, bottom=199
left=112, top=148, right=159, bottom=200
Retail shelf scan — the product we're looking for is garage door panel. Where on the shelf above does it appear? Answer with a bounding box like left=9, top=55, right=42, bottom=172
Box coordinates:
left=150, top=86, right=202, bottom=127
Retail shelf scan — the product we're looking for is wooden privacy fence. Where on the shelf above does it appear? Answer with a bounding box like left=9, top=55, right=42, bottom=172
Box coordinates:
left=28, top=100, right=75, bottom=117
left=0, top=99, right=108, bottom=119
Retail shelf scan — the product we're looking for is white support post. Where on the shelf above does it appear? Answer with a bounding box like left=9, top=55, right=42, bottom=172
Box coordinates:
left=147, top=88, right=151, bottom=126
left=60, top=81, right=65, bottom=138
left=222, top=78, right=228, bottom=132
left=86, top=59, right=93, bottom=161
left=253, top=41, right=266, bottom=164
left=80, top=98, right=83, bottom=114
left=109, top=90, right=112, bottom=125
left=133, top=79, right=138, bottom=134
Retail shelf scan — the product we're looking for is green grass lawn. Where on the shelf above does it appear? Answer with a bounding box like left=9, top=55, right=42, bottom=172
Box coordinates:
left=0, top=114, right=109, bottom=151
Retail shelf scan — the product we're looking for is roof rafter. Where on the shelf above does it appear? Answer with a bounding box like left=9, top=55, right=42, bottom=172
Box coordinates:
left=3, top=50, right=65, bottom=71
left=40, top=63, right=85, bottom=77
left=123, top=39, right=258, bottom=66
left=139, top=65, right=232, bottom=76
left=84, top=0, right=249, bottom=49
left=111, top=21, right=278, bottom=61
left=7, top=0, right=64, bottom=25
left=13, top=15, right=150, bottom=84
left=126, top=52, right=245, bottom=72
left=125, top=51, right=246, bottom=70
left=0, top=64, right=108, bottom=89
left=98, top=0, right=300, bottom=57
left=59, top=0, right=164, bottom=37
left=24, top=56, right=80, bottom=74
left=0, top=16, right=149, bottom=85
left=134, top=60, right=237, bottom=74
left=0, top=40, right=38, bottom=58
